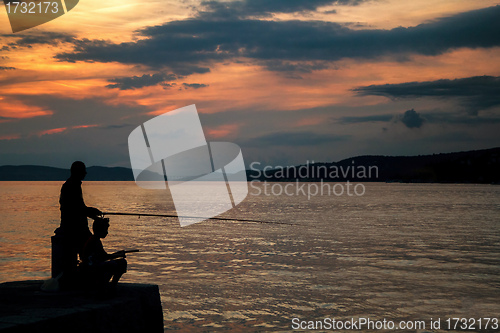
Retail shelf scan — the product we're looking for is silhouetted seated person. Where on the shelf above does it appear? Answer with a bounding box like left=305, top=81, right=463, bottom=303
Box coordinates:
left=52, top=161, right=102, bottom=289
left=80, top=217, right=127, bottom=295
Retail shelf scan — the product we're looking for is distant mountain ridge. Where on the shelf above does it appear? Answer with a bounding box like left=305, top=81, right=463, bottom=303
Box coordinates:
left=0, top=165, right=135, bottom=181
left=247, top=147, right=500, bottom=184
left=0, top=147, right=499, bottom=183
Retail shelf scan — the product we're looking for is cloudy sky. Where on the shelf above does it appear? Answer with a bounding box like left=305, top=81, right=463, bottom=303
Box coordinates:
left=0, top=0, right=499, bottom=168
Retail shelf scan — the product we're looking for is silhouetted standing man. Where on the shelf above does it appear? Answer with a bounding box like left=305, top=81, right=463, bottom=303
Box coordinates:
left=52, top=161, right=102, bottom=288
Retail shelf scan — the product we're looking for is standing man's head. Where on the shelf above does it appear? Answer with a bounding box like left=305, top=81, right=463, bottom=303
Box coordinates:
left=70, top=161, right=87, bottom=180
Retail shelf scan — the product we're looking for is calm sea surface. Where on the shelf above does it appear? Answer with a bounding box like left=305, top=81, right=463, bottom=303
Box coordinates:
left=1, top=181, right=499, bottom=332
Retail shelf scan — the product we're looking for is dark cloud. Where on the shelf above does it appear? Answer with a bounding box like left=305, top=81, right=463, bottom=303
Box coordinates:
left=244, top=131, right=348, bottom=147
left=6, top=32, right=75, bottom=48
left=182, top=83, right=209, bottom=89
left=262, top=60, right=329, bottom=77
left=423, top=112, right=500, bottom=125
left=398, top=109, right=425, bottom=128
left=339, top=114, right=393, bottom=124
left=199, top=0, right=364, bottom=19
left=338, top=109, right=500, bottom=128
left=101, top=124, right=134, bottom=129
left=55, top=6, right=500, bottom=76
left=107, top=73, right=177, bottom=90
left=0, top=66, right=16, bottom=70
left=353, top=75, right=500, bottom=113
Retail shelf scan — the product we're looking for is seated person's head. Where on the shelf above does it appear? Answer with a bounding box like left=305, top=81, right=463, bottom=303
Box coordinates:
left=93, top=217, right=110, bottom=238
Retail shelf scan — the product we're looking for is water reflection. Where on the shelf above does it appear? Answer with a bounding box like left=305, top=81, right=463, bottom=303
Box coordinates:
left=1, top=182, right=499, bottom=331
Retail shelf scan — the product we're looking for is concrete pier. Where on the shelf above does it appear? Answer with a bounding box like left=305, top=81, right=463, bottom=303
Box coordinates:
left=0, top=280, right=163, bottom=333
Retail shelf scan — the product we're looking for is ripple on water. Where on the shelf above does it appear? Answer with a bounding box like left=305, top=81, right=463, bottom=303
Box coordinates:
left=2, top=182, right=500, bottom=331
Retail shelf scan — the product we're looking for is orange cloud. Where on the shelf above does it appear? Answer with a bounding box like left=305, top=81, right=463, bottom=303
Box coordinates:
left=0, top=96, right=52, bottom=119
left=309, top=0, right=499, bottom=29
left=32, top=124, right=99, bottom=137
left=37, top=127, right=67, bottom=136
left=206, top=124, right=239, bottom=139
left=0, top=134, right=21, bottom=140
left=73, top=124, right=98, bottom=129
left=292, top=117, right=327, bottom=128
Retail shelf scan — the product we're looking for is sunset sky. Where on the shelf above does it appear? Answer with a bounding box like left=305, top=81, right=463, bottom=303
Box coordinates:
left=0, top=0, right=499, bottom=168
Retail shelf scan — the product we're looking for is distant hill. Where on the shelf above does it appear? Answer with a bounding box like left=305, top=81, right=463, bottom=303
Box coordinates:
left=1, top=147, right=499, bottom=183
left=0, top=165, right=135, bottom=181
left=246, top=147, right=500, bottom=184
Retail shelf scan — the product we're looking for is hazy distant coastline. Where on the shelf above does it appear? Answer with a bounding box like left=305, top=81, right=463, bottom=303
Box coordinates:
left=1, top=147, right=498, bottom=183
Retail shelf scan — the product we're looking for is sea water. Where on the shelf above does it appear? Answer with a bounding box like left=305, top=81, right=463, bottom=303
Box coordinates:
left=1, top=181, right=499, bottom=332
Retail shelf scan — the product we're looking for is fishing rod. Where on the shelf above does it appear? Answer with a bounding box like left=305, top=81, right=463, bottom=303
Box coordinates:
left=102, top=211, right=295, bottom=226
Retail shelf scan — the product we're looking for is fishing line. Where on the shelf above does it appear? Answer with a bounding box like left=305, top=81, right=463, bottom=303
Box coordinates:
left=102, top=211, right=295, bottom=226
